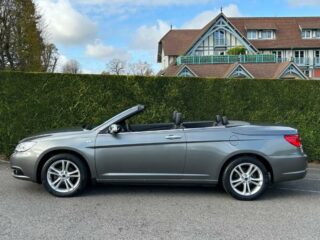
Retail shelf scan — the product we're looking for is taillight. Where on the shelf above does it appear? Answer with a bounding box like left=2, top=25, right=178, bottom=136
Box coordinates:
left=284, top=134, right=301, bottom=148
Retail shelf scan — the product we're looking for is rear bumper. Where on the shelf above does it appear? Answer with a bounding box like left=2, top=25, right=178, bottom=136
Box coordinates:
left=269, top=154, right=308, bottom=182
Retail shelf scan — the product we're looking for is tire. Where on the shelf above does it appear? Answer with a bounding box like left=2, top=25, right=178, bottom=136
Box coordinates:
left=41, top=153, right=88, bottom=197
left=222, top=156, right=269, bottom=201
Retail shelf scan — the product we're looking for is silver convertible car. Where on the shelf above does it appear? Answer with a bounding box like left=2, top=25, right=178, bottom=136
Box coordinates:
left=10, top=105, right=307, bottom=200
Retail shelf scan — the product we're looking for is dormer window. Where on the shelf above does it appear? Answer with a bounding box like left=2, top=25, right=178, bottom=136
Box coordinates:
left=261, top=30, right=273, bottom=39
left=178, top=67, right=195, bottom=77
left=302, top=29, right=312, bottom=39
left=301, top=28, right=320, bottom=39
left=247, top=30, right=275, bottom=40
left=247, top=30, right=257, bottom=40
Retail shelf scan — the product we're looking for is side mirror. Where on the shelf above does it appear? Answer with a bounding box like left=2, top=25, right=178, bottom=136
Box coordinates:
left=108, top=124, right=121, bottom=134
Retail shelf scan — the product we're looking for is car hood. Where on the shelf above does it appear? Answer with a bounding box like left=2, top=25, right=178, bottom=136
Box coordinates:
left=19, top=128, right=87, bottom=143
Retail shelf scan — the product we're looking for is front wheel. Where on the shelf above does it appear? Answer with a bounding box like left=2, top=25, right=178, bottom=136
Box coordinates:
left=41, top=154, right=88, bottom=197
left=222, top=157, right=269, bottom=201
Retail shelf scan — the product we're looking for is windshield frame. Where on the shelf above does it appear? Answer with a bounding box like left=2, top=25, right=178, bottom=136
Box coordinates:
left=92, top=104, right=145, bottom=133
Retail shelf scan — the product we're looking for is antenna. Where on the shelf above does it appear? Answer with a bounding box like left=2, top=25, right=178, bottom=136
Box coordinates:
left=220, top=6, right=223, bottom=13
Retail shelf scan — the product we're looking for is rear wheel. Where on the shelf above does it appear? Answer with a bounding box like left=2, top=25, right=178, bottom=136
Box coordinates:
left=41, top=154, right=88, bottom=197
left=222, top=156, right=269, bottom=201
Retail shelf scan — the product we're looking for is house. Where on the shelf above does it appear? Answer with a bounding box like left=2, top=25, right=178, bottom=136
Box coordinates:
left=157, top=13, right=320, bottom=79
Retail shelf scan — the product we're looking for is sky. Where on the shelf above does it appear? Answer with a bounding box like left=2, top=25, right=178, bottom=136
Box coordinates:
left=35, top=0, right=320, bottom=74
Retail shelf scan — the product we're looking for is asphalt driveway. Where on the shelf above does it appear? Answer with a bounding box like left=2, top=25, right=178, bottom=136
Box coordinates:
left=0, top=161, right=320, bottom=240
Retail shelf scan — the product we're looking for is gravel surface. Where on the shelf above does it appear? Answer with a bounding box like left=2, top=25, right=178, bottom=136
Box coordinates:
left=0, top=162, right=320, bottom=240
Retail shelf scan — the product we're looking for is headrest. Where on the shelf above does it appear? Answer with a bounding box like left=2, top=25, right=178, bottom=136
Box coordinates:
left=172, top=111, right=178, bottom=122
left=215, top=115, right=222, bottom=125
left=222, top=116, right=229, bottom=125
left=175, top=112, right=183, bottom=126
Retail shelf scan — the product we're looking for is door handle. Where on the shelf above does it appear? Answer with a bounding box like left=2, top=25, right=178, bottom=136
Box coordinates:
left=165, top=135, right=182, bottom=140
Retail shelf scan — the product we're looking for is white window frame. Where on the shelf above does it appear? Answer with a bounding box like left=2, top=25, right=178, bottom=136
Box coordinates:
left=302, top=29, right=312, bottom=39
left=315, top=50, right=320, bottom=66
left=262, top=30, right=273, bottom=39
left=247, top=30, right=257, bottom=40
left=295, top=50, right=304, bottom=58
left=272, top=51, right=282, bottom=62
left=294, top=50, right=306, bottom=65
left=214, top=30, right=226, bottom=46
left=248, top=30, right=274, bottom=40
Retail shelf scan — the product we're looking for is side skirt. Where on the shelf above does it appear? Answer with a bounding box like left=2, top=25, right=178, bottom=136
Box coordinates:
left=95, top=178, right=218, bottom=186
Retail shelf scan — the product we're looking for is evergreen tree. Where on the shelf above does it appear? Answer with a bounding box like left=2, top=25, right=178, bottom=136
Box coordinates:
left=15, top=0, right=43, bottom=71
left=0, top=0, right=58, bottom=72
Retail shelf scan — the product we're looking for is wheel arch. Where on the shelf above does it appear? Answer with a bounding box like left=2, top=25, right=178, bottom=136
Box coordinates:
left=36, top=149, right=92, bottom=183
left=218, top=153, right=274, bottom=184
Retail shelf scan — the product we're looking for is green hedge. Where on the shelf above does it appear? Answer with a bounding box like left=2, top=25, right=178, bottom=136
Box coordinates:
left=1, top=71, right=320, bottom=160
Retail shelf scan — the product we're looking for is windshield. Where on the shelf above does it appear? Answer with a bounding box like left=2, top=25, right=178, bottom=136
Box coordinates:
left=91, top=105, right=145, bottom=131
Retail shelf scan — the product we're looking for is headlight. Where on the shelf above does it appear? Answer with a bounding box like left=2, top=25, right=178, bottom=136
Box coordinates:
left=15, top=142, right=36, bottom=152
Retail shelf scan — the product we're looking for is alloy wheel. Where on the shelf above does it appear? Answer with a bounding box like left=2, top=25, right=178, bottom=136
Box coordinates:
left=47, top=160, right=81, bottom=194
left=229, top=163, right=264, bottom=197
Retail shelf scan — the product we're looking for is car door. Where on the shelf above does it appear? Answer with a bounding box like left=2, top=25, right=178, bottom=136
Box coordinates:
left=95, top=129, right=187, bottom=180
left=183, top=126, right=231, bottom=181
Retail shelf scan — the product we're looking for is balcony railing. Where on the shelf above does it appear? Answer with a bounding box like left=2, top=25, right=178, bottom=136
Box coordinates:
left=294, top=57, right=309, bottom=66
left=176, top=55, right=320, bottom=66
left=175, top=55, right=320, bottom=66
left=176, top=54, right=276, bottom=65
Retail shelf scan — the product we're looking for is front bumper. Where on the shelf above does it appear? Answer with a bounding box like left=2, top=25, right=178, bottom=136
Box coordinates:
left=10, top=151, right=39, bottom=182
left=269, top=154, right=308, bottom=182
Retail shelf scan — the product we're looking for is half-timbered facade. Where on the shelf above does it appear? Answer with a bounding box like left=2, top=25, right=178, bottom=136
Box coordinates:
left=158, top=13, right=320, bottom=79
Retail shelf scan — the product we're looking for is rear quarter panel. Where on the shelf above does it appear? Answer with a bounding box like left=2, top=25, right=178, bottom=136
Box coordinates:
left=184, top=126, right=306, bottom=182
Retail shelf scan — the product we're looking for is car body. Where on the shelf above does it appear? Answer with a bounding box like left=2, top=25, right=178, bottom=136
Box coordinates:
left=10, top=105, right=308, bottom=200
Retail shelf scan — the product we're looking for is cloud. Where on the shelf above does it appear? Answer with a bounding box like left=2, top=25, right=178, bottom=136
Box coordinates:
left=73, top=0, right=211, bottom=17
left=76, top=0, right=210, bottom=6
left=36, top=0, right=97, bottom=44
left=81, top=69, right=95, bottom=74
left=132, top=20, right=171, bottom=51
left=182, top=4, right=242, bottom=29
left=131, top=3, right=242, bottom=57
left=287, top=0, right=320, bottom=6
left=85, top=39, right=130, bottom=61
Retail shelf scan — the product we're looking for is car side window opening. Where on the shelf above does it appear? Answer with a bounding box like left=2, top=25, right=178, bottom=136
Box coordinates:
left=106, top=108, right=230, bottom=134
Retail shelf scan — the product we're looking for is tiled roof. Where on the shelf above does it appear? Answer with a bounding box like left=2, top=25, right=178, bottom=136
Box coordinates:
left=299, top=22, right=320, bottom=29
left=161, top=63, right=233, bottom=78
left=161, top=62, right=304, bottom=79
left=158, top=16, right=320, bottom=58
left=230, top=17, right=320, bottom=49
left=159, top=29, right=200, bottom=56
left=244, top=22, right=277, bottom=30
left=158, top=63, right=180, bottom=76
left=242, top=62, right=291, bottom=79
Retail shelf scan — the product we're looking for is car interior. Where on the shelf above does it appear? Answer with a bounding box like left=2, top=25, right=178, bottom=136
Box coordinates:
left=117, top=110, right=230, bottom=133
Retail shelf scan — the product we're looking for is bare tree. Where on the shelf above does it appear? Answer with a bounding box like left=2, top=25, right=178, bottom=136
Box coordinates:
left=62, top=59, right=81, bottom=74
left=107, top=58, right=126, bottom=75
left=42, top=43, right=59, bottom=73
left=129, top=61, right=154, bottom=76
left=101, top=71, right=110, bottom=75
